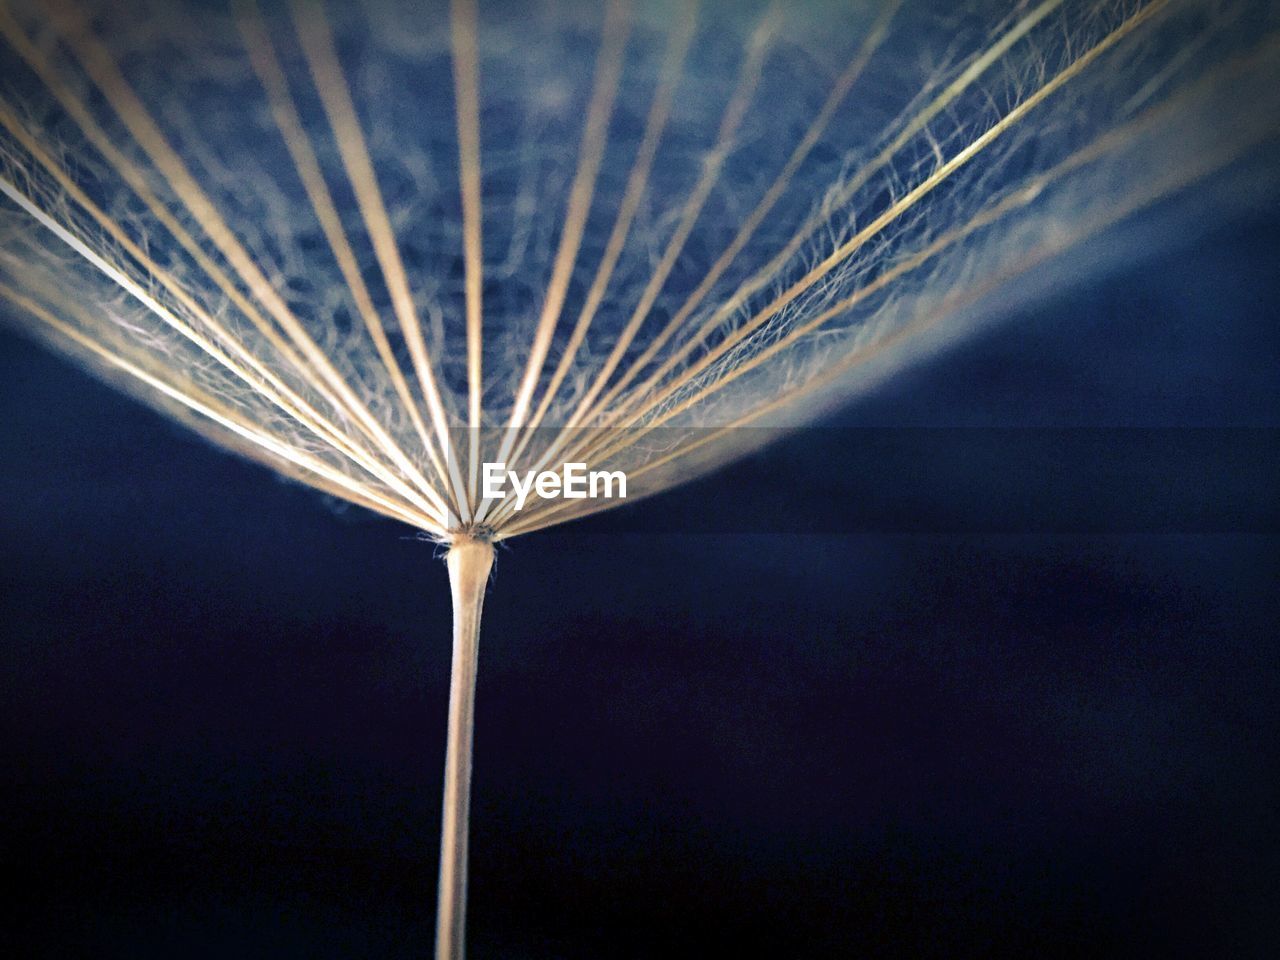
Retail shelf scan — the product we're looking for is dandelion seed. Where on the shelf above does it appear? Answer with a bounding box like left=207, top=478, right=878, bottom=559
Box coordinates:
left=0, top=0, right=1276, bottom=955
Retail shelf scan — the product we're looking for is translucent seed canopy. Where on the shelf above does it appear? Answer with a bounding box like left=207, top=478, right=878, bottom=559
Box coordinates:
left=1, top=0, right=1276, bottom=539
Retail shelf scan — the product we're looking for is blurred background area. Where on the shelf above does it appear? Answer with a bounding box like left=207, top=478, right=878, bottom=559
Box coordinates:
left=1, top=209, right=1277, bottom=956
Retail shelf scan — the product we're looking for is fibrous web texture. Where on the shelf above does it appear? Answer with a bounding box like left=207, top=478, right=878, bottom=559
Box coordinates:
left=1, top=0, right=1276, bottom=539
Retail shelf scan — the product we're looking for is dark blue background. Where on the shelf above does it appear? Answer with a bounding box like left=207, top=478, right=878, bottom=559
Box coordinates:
left=2, top=211, right=1277, bottom=956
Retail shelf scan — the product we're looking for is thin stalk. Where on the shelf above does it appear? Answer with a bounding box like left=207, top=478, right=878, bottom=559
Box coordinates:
left=437, top=536, right=494, bottom=960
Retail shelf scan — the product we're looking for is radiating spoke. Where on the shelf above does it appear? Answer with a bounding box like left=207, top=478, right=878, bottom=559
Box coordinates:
left=473, top=0, right=631, bottom=523
left=451, top=0, right=484, bottom=520
left=238, top=0, right=457, bottom=520
left=287, top=0, right=472, bottom=523
left=504, top=0, right=697, bottom=464
left=485, top=2, right=778, bottom=529
left=561, top=2, right=780, bottom=431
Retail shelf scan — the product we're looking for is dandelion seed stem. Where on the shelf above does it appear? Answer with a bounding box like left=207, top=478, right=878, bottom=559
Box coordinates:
left=437, top=535, right=494, bottom=960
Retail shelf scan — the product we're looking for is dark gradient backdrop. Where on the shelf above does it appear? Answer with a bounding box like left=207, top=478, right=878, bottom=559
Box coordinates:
left=2, top=214, right=1278, bottom=955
